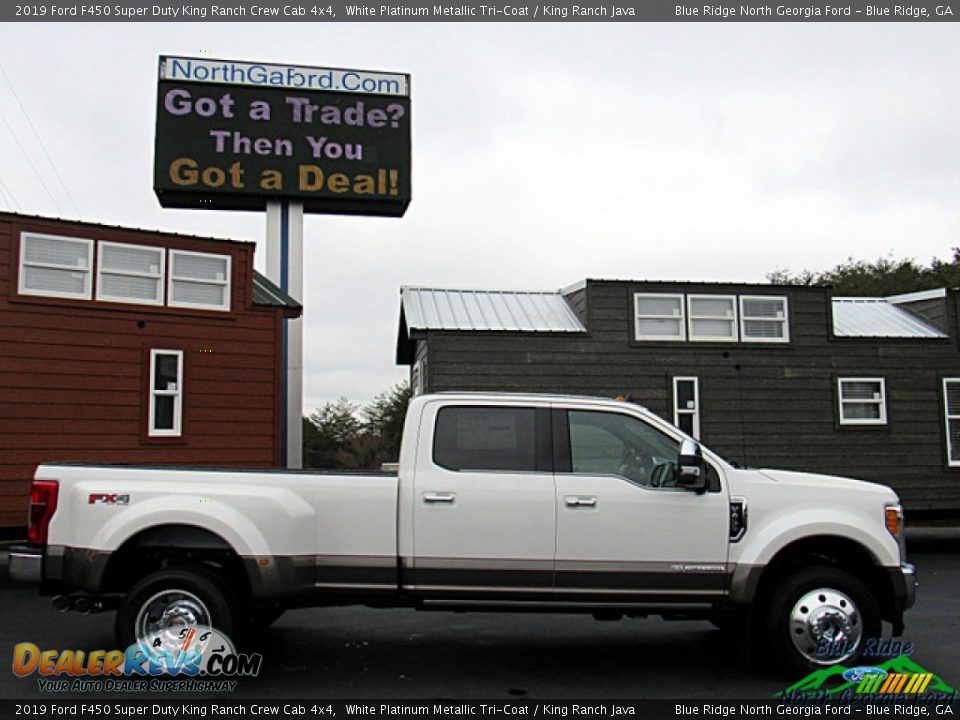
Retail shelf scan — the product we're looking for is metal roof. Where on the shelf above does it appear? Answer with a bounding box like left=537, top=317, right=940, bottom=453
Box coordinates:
left=886, top=288, right=947, bottom=304
left=401, top=287, right=586, bottom=333
left=1, top=210, right=253, bottom=247
left=253, top=271, right=301, bottom=311
left=831, top=298, right=946, bottom=338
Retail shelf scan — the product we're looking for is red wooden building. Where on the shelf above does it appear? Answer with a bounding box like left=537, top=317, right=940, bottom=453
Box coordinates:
left=0, top=212, right=301, bottom=531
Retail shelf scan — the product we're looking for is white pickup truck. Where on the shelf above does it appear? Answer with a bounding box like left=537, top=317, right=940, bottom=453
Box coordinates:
left=11, top=392, right=915, bottom=674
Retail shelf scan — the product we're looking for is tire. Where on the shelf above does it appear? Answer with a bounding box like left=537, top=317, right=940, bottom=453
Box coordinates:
left=115, top=566, right=240, bottom=649
left=763, top=565, right=881, bottom=676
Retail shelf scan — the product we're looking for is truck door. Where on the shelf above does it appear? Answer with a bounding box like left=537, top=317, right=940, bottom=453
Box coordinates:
left=408, top=402, right=556, bottom=599
left=552, top=406, right=730, bottom=602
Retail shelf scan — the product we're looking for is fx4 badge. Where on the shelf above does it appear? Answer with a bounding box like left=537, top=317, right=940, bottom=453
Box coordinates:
left=88, top=493, right=130, bottom=505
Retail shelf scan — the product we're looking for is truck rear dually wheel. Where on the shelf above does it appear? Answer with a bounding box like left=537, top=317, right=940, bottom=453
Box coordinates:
left=115, top=567, right=239, bottom=649
left=764, top=565, right=881, bottom=676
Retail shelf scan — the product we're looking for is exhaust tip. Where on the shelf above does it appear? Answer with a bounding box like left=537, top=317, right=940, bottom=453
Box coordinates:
left=73, top=597, right=93, bottom=615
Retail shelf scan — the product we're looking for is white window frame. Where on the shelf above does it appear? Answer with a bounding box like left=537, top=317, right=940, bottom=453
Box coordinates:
left=634, top=293, right=686, bottom=341
left=739, top=295, right=790, bottom=343
left=411, top=360, right=423, bottom=396
left=687, top=294, right=738, bottom=343
left=168, top=249, right=232, bottom=312
left=672, top=376, right=700, bottom=439
left=96, top=241, right=165, bottom=306
left=838, top=377, right=887, bottom=426
left=18, top=232, right=94, bottom=300
left=943, top=379, right=960, bottom=467
left=149, top=349, right=184, bottom=437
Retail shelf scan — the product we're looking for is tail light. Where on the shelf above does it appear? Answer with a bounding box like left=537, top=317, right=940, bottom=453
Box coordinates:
left=27, top=480, right=58, bottom=546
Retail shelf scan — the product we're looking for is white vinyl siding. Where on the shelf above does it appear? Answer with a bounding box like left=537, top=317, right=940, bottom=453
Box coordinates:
left=18, top=232, right=94, bottom=300
left=688, top=295, right=738, bottom=342
left=838, top=378, right=887, bottom=425
left=740, top=295, right=789, bottom=342
left=635, top=293, right=685, bottom=341
left=149, top=349, right=184, bottom=437
left=943, top=379, right=960, bottom=467
left=673, top=377, right=700, bottom=439
left=168, top=250, right=231, bottom=311
left=97, top=242, right=165, bottom=305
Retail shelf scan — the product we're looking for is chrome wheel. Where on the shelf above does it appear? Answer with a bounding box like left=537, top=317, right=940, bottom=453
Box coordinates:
left=117, top=568, right=237, bottom=651
left=788, top=587, right=862, bottom=664
left=135, top=589, right=211, bottom=642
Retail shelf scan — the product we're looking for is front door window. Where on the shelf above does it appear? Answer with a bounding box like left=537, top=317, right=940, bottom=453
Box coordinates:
left=568, top=410, right=681, bottom=489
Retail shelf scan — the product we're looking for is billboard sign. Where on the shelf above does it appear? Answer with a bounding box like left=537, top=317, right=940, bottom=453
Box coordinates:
left=153, top=56, right=411, bottom=216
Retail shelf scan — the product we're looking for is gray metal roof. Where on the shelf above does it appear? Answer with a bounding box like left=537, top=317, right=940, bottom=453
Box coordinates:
left=832, top=298, right=946, bottom=338
left=253, top=271, right=301, bottom=311
left=401, top=287, right=586, bottom=333
left=886, top=288, right=947, bottom=304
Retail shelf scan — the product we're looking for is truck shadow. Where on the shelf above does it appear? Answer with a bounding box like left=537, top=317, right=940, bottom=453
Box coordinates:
left=906, top=528, right=960, bottom=554
left=239, top=609, right=784, bottom=698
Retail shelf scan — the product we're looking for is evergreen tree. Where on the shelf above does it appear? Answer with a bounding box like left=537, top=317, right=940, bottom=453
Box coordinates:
left=769, top=249, right=960, bottom=295
left=302, top=383, right=412, bottom=470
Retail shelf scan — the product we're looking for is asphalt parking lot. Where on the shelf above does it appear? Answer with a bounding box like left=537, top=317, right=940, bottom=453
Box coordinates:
left=0, top=530, right=957, bottom=700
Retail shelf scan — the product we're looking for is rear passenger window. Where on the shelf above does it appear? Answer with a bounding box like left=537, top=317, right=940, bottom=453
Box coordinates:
left=434, top=407, right=537, bottom=472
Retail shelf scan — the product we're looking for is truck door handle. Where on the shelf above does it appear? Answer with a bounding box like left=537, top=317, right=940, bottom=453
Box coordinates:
left=423, top=492, right=456, bottom=504
left=565, top=496, right=597, bottom=507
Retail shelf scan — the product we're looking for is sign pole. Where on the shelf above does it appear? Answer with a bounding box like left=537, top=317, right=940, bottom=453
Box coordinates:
left=266, top=200, right=304, bottom=469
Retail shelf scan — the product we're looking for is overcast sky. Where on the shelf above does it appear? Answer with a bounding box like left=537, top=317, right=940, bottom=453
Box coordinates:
left=1, top=22, right=958, bottom=410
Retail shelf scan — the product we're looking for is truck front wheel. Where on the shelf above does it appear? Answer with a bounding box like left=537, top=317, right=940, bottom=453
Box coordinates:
left=115, top=567, right=239, bottom=649
left=764, top=566, right=881, bottom=676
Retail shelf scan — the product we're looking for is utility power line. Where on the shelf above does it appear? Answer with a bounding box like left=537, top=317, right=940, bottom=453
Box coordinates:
left=0, top=107, right=62, bottom=215
left=0, top=61, right=82, bottom=217
left=0, top=176, right=23, bottom=211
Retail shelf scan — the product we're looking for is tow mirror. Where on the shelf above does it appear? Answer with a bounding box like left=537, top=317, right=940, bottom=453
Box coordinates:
left=676, top=438, right=707, bottom=493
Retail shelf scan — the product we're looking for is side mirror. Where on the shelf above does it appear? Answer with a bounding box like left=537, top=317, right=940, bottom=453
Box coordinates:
left=676, top=438, right=707, bottom=493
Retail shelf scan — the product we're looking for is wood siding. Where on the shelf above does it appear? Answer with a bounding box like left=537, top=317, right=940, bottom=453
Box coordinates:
left=420, top=280, right=960, bottom=516
left=898, top=297, right=948, bottom=335
left=0, top=215, right=285, bottom=530
left=414, top=339, right=429, bottom=394
left=564, top=285, right=587, bottom=325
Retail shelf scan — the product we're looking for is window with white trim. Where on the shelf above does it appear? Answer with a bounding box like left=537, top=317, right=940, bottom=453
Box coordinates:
left=635, top=293, right=685, bottom=341
left=740, top=295, right=789, bottom=342
left=168, top=250, right=231, bottom=311
left=943, top=379, right=960, bottom=467
left=149, top=349, right=183, bottom=437
left=411, top=359, right=424, bottom=396
left=672, top=377, right=700, bottom=439
left=18, top=232, right=94, bottom=299
left=688, top=295, right=738, bottom=342
left=838, top=378, right=887, bottom=425
left=97, top=242, right=164, bottom=305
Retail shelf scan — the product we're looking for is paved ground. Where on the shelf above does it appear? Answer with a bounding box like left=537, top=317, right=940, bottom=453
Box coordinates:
left=0, top=531, right=956, bottom=700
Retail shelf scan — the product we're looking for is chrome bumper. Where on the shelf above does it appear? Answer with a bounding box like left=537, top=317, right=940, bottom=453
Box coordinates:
left=8, top=545, right=42, bottom=583
left=902, top=562, right=917, bottom=609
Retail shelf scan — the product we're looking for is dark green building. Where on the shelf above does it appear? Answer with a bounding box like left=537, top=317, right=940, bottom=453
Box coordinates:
left=397, top=281, right=958, bottom=523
